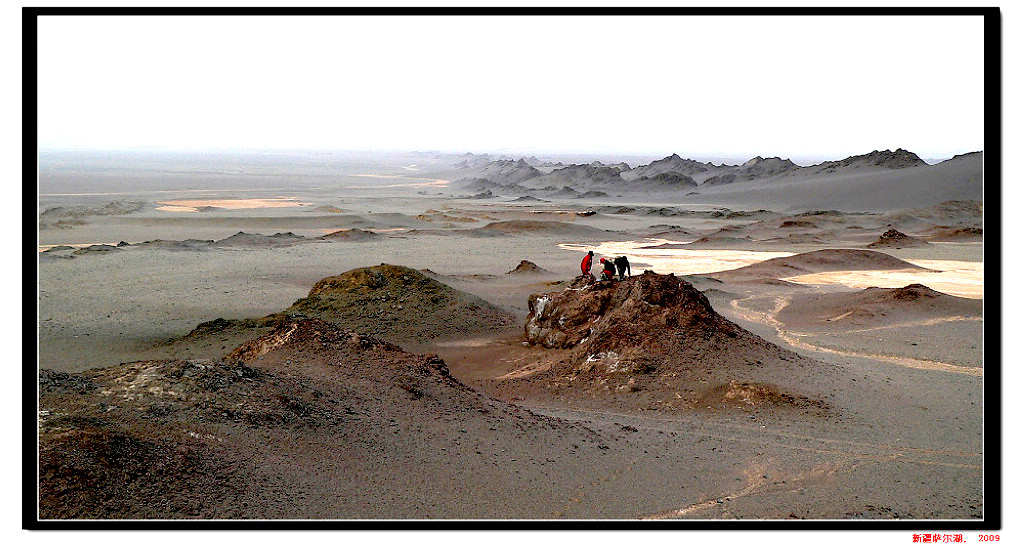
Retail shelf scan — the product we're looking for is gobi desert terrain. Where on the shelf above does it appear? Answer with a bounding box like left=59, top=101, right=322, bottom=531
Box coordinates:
left=36, top=148, right=984, bottom=520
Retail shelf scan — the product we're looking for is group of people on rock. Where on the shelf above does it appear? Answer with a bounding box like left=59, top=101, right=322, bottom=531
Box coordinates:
left=580, top=250, right=631, bottom=282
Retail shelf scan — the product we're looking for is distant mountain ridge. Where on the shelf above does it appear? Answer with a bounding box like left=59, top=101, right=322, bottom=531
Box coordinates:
left=444, top=148, right=981, bottom=209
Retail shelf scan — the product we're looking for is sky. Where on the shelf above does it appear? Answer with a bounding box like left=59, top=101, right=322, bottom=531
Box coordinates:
left=37, top=14, right=985, bottom=162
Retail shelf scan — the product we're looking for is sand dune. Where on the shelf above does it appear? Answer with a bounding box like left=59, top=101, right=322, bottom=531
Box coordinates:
left=776, top=284, right=982, bottom=332
left=711, top=249, right=929, bottom=281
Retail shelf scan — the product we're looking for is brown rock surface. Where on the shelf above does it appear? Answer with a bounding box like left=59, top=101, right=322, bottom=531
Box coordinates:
left=38, top=319, right=613, bottom=519
left=511, top=272, right=829, bottom=412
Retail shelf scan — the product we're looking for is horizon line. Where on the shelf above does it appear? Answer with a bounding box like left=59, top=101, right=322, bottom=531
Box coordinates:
left=37, top=146, right=984, bottom=166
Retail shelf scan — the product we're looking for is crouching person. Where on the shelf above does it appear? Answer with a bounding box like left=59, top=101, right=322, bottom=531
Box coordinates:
left=599, top=258, right=617, bottom=281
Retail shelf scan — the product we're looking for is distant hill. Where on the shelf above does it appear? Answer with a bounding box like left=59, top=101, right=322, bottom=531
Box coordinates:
left=452, top=159, right=542, bottom=188
left=807, top=149, right=927, bottom=175
left=437, top=148, right=982, bottom=211
left=703, top=156, right=800, bottom=186
left=623, top=153, right=719, bottom=180
left=528, top=163, right=625, bottom=188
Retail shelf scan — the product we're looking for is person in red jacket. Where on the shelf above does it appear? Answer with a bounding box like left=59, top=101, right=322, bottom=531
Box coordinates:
left=599, top=257, right=617, bottom=281
left=581, top=250, right=595, bottom=278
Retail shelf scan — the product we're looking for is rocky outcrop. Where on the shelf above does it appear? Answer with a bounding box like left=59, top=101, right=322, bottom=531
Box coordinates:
left=281, top=264, right=514, bottom=343
left=506, top=260, right=551, bottom=276
left=867, top=229, right=931, bottom=249
left=517, top=272, right=826, bottom=410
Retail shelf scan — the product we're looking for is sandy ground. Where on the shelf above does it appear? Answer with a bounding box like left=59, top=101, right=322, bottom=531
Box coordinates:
left=35, top=165, right=985, bottom=520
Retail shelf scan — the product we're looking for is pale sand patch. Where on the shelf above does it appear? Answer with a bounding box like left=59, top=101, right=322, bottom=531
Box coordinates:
left=784, top=260, right=983, bottom=300
left=433, top=339, right=494, bottom=348
left=559, top=240, right=793, bottom=275
left=348, top=178, right=449, bottom=189
left=156, top=197, right=311, bottom=212
left=561, top=240, right=983, bottom=299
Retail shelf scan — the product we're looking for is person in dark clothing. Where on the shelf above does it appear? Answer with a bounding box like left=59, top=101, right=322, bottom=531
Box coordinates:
left=581, top=250, right=595, bottom=278
left=614, top=256, right=631, bottom=280
left=599, top=258, right=617, bottom=281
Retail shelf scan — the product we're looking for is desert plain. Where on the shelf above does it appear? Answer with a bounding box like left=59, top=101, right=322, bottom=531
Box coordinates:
left=35, top=148, right=985, bottom=520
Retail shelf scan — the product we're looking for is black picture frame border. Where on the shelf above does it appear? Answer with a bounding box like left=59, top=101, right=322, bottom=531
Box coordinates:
left=23, top=5, right=1002, bottom=532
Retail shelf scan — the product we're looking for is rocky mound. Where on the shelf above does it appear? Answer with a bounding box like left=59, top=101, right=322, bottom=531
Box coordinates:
left=776, top=284, right=982, bottom=332
left=867, top=229, right=931, bottom=249
left=39, top=246, right=78, bottom=262
left=41, top=321, right=552, bottom=518
left=711, top=249, right=929, bottom=281
left=683, top=235, right=755, bottom=249
left=468, top=220, right=609, bottom=238
left=507, top=272, right=828, bottom=412
left=465, top=190, right=495, bottom=199
left=507, top=260, right=551, bottom=276
left=415, top=210, right=477, bottom=223
left=39, top=318, right=616, bottom=519
left=279, top=264, right=514, bottom=343
left=134, top=229, right=388, bottom=251
left=39, top=200, right=145, bottom=229
left=171, top=265, right=516, bottom=356
left=925, top=226, right=983, bottom=241
left=319, top=228, right=379, bottom=241
left=779, top=219, right=817, bottom=229
left=215, top=231, right=306, bottom=247
left=310, top=205, right=345, bottom=213
left=71, top=244, right=122, bottom=256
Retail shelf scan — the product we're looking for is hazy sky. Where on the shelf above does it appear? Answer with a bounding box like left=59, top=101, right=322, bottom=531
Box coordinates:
left=37, top=15, right=986, bottom=162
